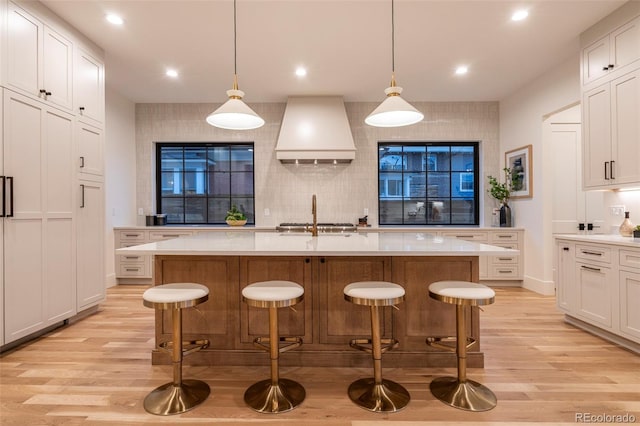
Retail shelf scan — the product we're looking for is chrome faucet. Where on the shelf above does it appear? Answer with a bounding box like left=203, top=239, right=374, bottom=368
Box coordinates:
left=306, top=194, right=318, bottom=236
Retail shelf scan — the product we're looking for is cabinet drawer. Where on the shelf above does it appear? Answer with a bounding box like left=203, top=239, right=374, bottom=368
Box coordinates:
left=440, top=231, right=488, bottom=242
left=119, top=230, right=146, bottom=242
left=620, top=249, right=640, bottom=270
left=490, top=231, right=519, bottom=243
left=575, top=244, right=612, bottom=264
left=118, top=263, right=147, bottom=277
left=118, top=253, right=146, bottom=263
left=490, top=265, right=519, bottom=278
left=148, top=231, right=192, bottom=241
left=491, top=245, right=518, bottom=264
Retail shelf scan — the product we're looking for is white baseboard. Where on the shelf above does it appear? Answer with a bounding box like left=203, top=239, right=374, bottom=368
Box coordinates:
left=523, top=275, right=555, bottom=296
left=105, top=273, right=117, bottom=288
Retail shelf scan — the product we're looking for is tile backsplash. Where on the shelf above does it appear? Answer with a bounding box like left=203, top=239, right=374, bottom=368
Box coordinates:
left=135, top=101, right=500, bottom=227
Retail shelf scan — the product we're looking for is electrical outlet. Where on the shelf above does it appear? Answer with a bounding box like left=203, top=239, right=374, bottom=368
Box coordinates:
left=364, top=208, right=369, bottom=215
left=137, top=207, right=144, bottom=215
left=264, top=208, right=270, bottom=216
left=609, top=205, right=625, bottom=216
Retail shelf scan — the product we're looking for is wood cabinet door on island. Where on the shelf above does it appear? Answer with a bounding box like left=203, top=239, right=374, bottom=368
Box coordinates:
left=154, top=256, right=240, bottom=350
left=316, top=256, right=392, bottom=346
left=239, top=256, right=312, bottom=345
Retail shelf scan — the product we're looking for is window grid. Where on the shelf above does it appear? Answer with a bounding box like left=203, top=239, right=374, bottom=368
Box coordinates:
left=378, top=142, right=479, bottom=226
left=156, top=143, right=255, bottom=225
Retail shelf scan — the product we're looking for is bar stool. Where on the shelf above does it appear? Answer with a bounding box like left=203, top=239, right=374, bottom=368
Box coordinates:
left=241, top=280, right=306, bottom=413
left=343, top=281, right=410, bottom=413
left=426, top=280, right=497, bottom=412
left=142, top=283, right=210, bottom=415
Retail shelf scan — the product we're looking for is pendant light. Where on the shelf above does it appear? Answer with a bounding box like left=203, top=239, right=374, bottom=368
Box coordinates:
left=365, top=0, right=423, bottom=128
left=206, top=0, right=264, bottom=130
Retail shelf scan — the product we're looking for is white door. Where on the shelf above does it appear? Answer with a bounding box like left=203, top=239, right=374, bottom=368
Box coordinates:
left=0, top=88, right=4, bottom=346
left=547, top=109, right=604, bottom=235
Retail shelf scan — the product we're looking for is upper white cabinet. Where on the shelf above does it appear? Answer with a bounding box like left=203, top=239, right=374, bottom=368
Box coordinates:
left=582, top=15, right=640, bottom=86
left=77, top=122, right=104, bottom=180
left=6, top=2, right=73, bottom=111
left=581, top=3, right=640, bottom=190
left=74, top=47, right=104, bottom=127
left=582, top=68, right=640, bottom=189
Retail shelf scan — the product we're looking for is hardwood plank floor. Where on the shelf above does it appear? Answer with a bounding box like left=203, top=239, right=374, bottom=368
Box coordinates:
left=1, top=285, right=639, bottom=425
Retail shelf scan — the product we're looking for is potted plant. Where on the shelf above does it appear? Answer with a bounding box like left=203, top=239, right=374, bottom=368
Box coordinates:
left=634, top=225, right=640, bottom=239
left=225, top=205, right=247, bottom=226
left=487, top=167, right=512, bottom=227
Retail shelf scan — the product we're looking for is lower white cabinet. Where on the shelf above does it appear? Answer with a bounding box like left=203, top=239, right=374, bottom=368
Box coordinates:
left=555, top=236, right=640, bottom=347
left=440, top=229, right=524, bottom=281
left=115, top=228, right=195, bottom=281
left=77, top=181, right=104, bottom=310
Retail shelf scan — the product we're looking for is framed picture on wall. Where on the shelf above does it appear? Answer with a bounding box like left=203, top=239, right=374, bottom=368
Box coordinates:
left=505, top=145, right=533, bottom=199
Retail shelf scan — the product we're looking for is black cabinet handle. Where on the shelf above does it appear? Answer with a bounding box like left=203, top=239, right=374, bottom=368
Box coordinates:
left=80, top=184, right=85, bottom=208
left=563, top=247, right=570, bottom=251
left=79, top=107, right=85, bottom=114
left=0, top=176, right=5, bottom=218
left=45, top=91, right=51, bottom=96
left=305, top=258, right=310, bottom=263
left=581, top=265, right=601, bottom=272
left=80, top=156, right=85, bottom=168
left=320, top=258, right=325, bottom=263
left=610, top=160, right=615, bottom=179
left=604, top=161, right=609, bottom=180
left=578, top=223, right=585, bottom=231
left=6, top=176, right=13, bottom=217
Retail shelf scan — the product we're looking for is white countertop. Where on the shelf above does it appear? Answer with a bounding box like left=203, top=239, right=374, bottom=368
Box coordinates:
left=555, top=234, right=640, bottom=248
left=117, top=231, right=518, bottom=257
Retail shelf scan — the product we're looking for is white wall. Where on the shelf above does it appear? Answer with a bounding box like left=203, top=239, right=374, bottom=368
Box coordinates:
left=500, top=55, right=582, bottom=295
left=105, top=86, right=137, bottom=287
left=134, top=101, right=501, bottom=228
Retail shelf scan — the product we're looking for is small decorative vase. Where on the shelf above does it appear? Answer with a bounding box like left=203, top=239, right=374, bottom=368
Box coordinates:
left=499, top=203, right=512, bottom=227
left=619, top=212, right=634, bottom=237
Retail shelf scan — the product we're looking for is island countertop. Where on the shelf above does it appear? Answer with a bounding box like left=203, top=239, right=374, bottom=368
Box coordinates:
left=117, top=231, right=518, bottom=257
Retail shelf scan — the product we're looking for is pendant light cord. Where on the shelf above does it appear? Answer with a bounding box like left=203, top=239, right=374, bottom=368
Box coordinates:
left=390, top=0, right=396, bottom=87
left=234, top=0, right=237, bottom=77
left=391, top=0, right=395, bottom=74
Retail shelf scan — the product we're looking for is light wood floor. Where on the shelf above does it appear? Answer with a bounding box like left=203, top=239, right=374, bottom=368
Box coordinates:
left=1, top=285, right=639, bottom=425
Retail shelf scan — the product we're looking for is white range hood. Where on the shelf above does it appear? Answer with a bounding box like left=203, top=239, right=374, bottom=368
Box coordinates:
left=275, top=96, right=356, bottom=163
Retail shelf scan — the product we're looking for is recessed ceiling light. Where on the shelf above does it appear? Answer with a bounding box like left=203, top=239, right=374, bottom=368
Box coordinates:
left=511, top=9, right=529, bottom=21
left=166, top=69, right=179, bottom=78
left=106, top=14, right=124, bottom=25
left=295, top=67, right=307, bottom=77
left=455, top=66, right=468, bottom=75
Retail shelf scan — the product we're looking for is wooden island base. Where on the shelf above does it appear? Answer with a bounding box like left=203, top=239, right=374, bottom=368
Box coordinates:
left=151, top=254, right=483, bottom=368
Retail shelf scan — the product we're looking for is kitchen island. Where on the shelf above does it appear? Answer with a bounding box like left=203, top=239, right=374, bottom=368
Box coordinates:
left=119, top=231, right=516, bottom=368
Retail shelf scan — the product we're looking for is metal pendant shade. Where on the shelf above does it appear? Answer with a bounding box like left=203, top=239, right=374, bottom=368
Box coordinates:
left=365, top=0, right=423, bottom=128
left=206, top=0, right=264, bottom=130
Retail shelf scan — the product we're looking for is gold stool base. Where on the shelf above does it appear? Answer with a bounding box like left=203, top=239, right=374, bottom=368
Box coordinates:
left=143, top=379, right=210, bottom=415
left=348, top=378, right=410, bottom=412
left=430, top=376, right=497, bottom=412
left=244, top=378, right=306, bottom=413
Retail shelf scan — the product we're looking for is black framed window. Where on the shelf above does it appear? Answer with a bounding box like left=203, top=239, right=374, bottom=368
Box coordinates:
left=156, top=143, right=254, bottom=225
left=378, top=142, right=479, bottom=225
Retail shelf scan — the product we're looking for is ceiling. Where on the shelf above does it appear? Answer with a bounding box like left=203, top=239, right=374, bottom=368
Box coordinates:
left=40, top=0, right=626, bottom=104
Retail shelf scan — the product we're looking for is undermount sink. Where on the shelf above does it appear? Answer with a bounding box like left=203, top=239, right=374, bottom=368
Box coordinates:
left=276, top=223, right=357, bottom=233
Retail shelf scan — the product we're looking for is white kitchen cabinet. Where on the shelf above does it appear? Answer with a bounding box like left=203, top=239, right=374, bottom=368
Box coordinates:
left=6, top=1, right=73, bottom=111
left=556, top=242, right=576, bottom=313
left=575, top=260, right=614, bottom=329
left=115, top=228, right=195, bottom=282
left=582, top=15, right=640, bottom=86
left=74, top=47, right=104, bottom=127
left=582, top=68, right=640, bottom=189
left=555, top=236, right=640, bottom=350
left=439, top=229, right=523, bottom=281
left=77, top=180, right=104, bottom=310
left=77, top=122, right=103, bottom=180
left=3, top=89, right=75, bottom=344
left=0, top=89, right=4, bottom=347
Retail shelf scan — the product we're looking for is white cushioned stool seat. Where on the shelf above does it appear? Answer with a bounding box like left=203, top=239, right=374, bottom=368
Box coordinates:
left=143, top=283, right=209, bottom=309
left=344, top=281, right=405, bottom=306
left=242, top=280, right=304, bottom=309
left=428, top=281, right=495, bottom=306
